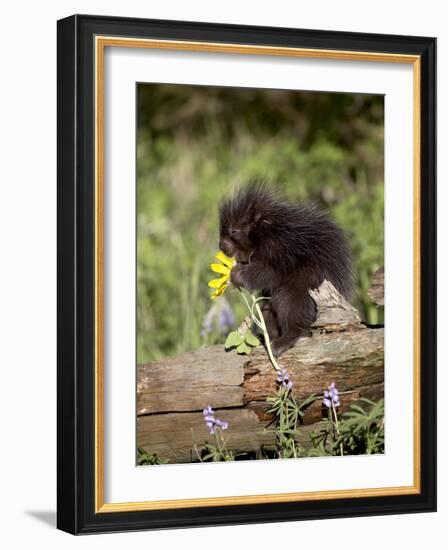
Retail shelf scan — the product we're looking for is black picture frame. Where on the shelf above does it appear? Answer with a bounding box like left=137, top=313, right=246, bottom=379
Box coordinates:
left=57, top=14, right=436, bottom=534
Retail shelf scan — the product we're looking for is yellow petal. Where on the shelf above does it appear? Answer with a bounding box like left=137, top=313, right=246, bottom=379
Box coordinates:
left=215, top=251, right=235, bottom=268
left=208, top=276, right=228, bottom=289
left=211, top=282, right=228, bottom=299
left=210, top=263, right=230, bottom=275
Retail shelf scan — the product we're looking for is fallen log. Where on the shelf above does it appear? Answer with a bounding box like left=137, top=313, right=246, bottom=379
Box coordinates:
left=137, top=279, right=384, bottom=463
left=368, top=266, right=385, bottom=307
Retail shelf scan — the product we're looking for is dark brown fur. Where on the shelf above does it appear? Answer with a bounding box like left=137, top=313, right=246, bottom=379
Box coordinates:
left=219, top=182, right=353, bottom=357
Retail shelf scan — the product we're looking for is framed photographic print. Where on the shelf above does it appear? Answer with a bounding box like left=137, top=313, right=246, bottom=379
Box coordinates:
left=57, top=14, right=436, bottom=534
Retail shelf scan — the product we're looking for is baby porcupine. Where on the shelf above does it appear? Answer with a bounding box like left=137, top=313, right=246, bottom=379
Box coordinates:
left=219, top=183, right=353, bottom=357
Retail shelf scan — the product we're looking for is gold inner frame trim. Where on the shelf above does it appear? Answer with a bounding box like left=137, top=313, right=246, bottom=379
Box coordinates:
left=94, top=35, right=421, bottom=513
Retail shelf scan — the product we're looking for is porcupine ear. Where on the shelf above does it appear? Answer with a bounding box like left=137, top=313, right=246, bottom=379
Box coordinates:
left=252, top=211, right=272, bottom=225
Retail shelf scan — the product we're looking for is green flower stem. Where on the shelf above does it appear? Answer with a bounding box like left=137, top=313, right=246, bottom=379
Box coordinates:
left=331, top=402, right=344, bottom=457
left=238, top=289, right=263, bottom=330
left=214, top=430, right=224, bottom=458
left=238, top=289, right=280, bottom=372
left=253, top=301, right=281, bottom=372
left=214, top=429, right=232, bottom=461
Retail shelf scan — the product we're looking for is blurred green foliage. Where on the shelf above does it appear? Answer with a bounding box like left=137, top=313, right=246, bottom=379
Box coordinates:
left=137, top=85, right=384, bottom=363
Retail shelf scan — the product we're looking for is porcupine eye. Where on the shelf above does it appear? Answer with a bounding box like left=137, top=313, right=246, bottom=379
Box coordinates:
left=228, top=227, right=241, bottom=239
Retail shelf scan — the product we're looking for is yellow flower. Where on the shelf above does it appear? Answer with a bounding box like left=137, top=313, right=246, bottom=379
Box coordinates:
left=208, top=251, right=236, bottom=299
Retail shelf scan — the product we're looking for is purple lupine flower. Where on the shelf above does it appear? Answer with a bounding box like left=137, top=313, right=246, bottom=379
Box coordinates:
left=200, top=310, right=214, bottom=337
left=202, top=405, right=229, bottom=434
left=215, top=419, right=229, bottom=430
left=276, top=368, right=294, bottom=390
left=202, top=406, right=215, bottom=433
left=218, top=301, right=235, bottom=333
left=323, top=382, right=340, bottom=408
left=202, top=406, right=214, bottom=428
left=200, top=299, right=235, bottom=337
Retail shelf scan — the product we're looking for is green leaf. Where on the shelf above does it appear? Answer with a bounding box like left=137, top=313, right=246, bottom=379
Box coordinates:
left=225, top=331, right=244, bottom=349
left=236, top=341, right=252, bottom=354
left=358, top=397, right=377, bottom=406
left=299, top=393, right=317, bottom=409
left=348, top=405, right=367, bottom=416
left=244, top=329, right=260, bottom=347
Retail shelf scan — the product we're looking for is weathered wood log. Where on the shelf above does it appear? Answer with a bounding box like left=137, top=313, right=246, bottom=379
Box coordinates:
left=243, top=329, right=384, bottom=402
left=368, top=266, right=385, bottom=307
left=137, top=280, right=384, bottom=463
left=138, top=409, right=274, bottom=462
left=138, top=411, right=330, bottom=462
left=137, top=346, right=246, bottom=415
left=310, top=279, right=363, bottom=331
